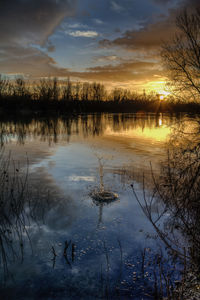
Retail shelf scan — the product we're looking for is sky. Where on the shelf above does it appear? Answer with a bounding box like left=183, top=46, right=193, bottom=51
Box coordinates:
left=0, top=0, right=199, bottom=93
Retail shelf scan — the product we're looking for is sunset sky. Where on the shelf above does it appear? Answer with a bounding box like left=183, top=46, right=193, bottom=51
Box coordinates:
left=0, top=0, right=199, bottom=92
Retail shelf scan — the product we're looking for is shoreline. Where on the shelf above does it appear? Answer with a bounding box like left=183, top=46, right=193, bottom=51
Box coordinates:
left=1, top=98, right=200, bottom=116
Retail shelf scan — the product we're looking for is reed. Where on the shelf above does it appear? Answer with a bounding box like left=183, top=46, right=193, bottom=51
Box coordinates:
left=0, top=149, right=50, bottom=280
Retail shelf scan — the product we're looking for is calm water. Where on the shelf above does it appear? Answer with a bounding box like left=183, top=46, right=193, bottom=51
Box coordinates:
left=0, top=113, right=187, bottom=299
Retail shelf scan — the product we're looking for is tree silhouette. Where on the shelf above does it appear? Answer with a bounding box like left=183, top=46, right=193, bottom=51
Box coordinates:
left=162, top=9, right=200, bottom=101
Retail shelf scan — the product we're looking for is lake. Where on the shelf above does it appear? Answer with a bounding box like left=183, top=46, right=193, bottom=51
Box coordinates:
left=0, top=113, right=191, bottom=299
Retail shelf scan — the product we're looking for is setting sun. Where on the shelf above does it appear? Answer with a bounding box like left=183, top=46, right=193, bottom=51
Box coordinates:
left=158, top=90, right=171, bottom=100
left=159, top=95, right=164, bottom=100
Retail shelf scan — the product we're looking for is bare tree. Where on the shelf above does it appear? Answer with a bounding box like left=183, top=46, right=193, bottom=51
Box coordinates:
left=52, top=77, right=59, bottom=101
left=74, top=82, right=80, bottom=101
left=0, top=75, right=9, bottom=99
left=81, top=82, right=90, bottom=101
left=14, top=78, right=27, bottom=98
left=34, top=78, right=59, bottom=101
left=161, top=9, right=200, bottom=101
left=62, top=77, right=72, bottom=101
left=113, top=88, right=123, bottom=102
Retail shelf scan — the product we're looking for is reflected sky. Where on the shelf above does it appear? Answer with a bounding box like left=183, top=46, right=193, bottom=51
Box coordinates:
left=0, top=113, right=186, bottom=299
left=104, top=120, right=170, bottom=142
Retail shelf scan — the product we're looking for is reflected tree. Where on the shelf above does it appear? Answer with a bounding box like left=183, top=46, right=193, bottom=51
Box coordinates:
left=132, top=116, right=200, bottom=298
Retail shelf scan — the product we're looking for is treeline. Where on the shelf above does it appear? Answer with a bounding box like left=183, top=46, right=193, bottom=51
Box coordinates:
left=0, top=76, right=158, bottom=102
left=1, top=75, right=200, bottom=115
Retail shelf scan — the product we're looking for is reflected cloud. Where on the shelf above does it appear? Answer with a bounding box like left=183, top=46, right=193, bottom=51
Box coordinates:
left=0, top=113, right=195, bottom=298
left=68, top=175, right=95, bottom=182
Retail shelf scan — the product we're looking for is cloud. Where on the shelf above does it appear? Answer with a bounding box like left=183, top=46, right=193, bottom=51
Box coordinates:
left=100, top=0, right=200, bottom=53
left=0, top=46, right=70, bottom=78
left=99, top=12, right=177, bottom=52
left=66, top=30, right=99, bottom=38
left=88, top=61, right=157, bottom=72
left=93, top=19, right=104, bottom=25
left=100, top=18, right=175, bottom=51
left=111, top=1, right=124, bottom=13
left=68, top=60, right=164, bottom=83
left=0, top=0, right=76, bottom=77
left=0, top=0, right=76, bottom=46
left=64, top=22, right=89, bottom=29
left=1, top=0, right=198, bottom=86
left=94, top=55, right=118, bottom=62
left=72, top=0, right=200, bottom=86
left=47, top=45, right=56, bottom=53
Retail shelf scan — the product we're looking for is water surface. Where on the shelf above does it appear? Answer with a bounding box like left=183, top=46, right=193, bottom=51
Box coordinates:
left=0, top=113, right=185, bottom=299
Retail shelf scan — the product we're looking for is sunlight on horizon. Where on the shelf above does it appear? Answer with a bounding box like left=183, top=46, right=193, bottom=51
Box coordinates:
left=144, top=80, right=171, bottom=97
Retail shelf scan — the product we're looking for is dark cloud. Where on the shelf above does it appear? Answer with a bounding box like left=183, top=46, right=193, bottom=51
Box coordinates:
left=87, top=61, right=156, bottom=72
left=100, top=18, right=175, bottom=51
left=99, top=0, right=200, bottom=53
left=69, top=60, right=164, bottom=83
left=0, top=0, right=76, bottom=45
left=0, top=0, right=76, bottom=77
left=0, top=46, right=70, bottom=78
left=99, top=11, right=177, bottom=52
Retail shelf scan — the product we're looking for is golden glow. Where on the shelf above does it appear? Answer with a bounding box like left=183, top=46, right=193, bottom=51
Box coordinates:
left=158, top=90, right=171, bottom=100
left=104, top=80, right=171, bottom=95
left=105, top=124, right=170, bottom=143
left=158, top=90, right=170, bottom=96
left=144, top=81, right=166, bottom=92
left=144, top=80, right=171, bottom=96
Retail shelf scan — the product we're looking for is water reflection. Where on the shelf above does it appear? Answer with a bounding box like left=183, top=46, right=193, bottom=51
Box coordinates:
left=0, top=113, right=197, bottom=299
left=131, top=115, right=200, bottom=298
left=0, top=113, right=178, bottom=146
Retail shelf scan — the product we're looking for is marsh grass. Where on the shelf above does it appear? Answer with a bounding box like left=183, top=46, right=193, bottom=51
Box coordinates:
left=0, top=149, right=52, bottom=281
left=0, top=149, right=32, bottom=279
